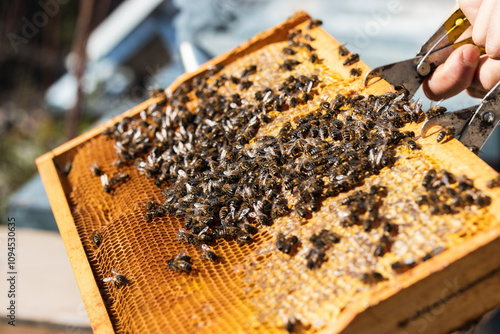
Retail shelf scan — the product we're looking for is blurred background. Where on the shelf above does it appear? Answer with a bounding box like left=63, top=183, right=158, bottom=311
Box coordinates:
left=0, top=0, right=499, bottom=333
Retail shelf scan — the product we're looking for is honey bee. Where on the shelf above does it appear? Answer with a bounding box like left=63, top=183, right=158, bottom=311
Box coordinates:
left=167, top=250, right=192, bottom=272
left=285, top=316, right=296, bottom=333
left=474, top=194, right=492, bottom=207
left=200, top=244, right=217, bottom=262
left=280, top=59, right=301, bottom=71
left=276, top=232, right=286, bottom=251
left=486, top=175, right=500, bottom=188
left=391, top=258, right=416, bottom=273
left=149, top=88, right=167, bottom=100
left=197, top=226, right=215, bottom=243
left=426, top=105, right=447, bottom=118
left=103, top=268, right=128, bottom=287
left=307, top=19, right=323, bottom=29
left=239, top=80, right=253, bottom=90
left=338, top=44, right=349, bottom=57
left=283, top=236, right=299, bottom=254
left=110, top=173, right=130, bottom=186
left=309, top=54, right=318, bottom=63
left=374, top=234, right=390, bottom=257
left=89, top=162, right=102, bottom=176
left=237, top=234, right=253, bottom=245
left=406, top=139, right=419, bottom=150
left=306, top=248, right=326, bottom=270
left=363, top=218, right=374, bottom=232
left=241, top=65, right=257, bottom=78
left=343, top=53, right=359, bottom=66
left=422, top=246, right=445, bottom=261
left=296, top=205, right=308, bottom=218
left=309, top=229, right=340, bottom=249
left=91, top=231, right=101, bottom=247
left=243, top=223, right=258, bottom=235
left=176, top=228, right=197, bottom=245
left=436, top=126, right=455, bottom=143
left=350, top=68, right=362, bottom=77
left=359, top=271, right=384, bottom=284
left=422, top=169, right=437, bottom=188
left=101, top=174, right=112, bottom=193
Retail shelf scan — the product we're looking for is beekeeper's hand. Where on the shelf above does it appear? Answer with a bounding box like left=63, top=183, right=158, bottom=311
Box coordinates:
left=423, top=0, right=500, bottom=100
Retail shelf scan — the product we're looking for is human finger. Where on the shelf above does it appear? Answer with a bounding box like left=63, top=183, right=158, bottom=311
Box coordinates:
left=422, top=44, right=481, bottom=100
left=471, top=0, right=495, bottom=47
left=466, top=56, right=500, bottom=98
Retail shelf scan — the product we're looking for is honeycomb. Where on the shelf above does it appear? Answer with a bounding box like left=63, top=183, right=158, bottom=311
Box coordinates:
left=63, top=17, right=497, bottom=334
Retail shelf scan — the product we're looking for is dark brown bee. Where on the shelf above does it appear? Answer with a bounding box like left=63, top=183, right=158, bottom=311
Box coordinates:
left=474, top=194, right=492, bottom=207
left=283, top=236, right=299, bottom=254
left=110, top=173, right=130, bottom=185
left=363, top=218, right=374, bottom=232
left=306, top=248, right=326, bottom=270
left=285, top=316, right=296, bottom=333
left=89, top=162, right=102, bottom=176
left=416, top=195, right=428, bottom=206
left=167, top=250, right=192, bottom=272
left=296, top=206, right=308, bottom=218
left=280, top=59, right=301, bottom=71
left=374, top=234, right=390, bottom=257
left=427, top=105, right=447, bottom=118
left=338, top=44, right=349, bottom=56
left=276, top=232, right=286, bottom=251
left=391, top=258, right=416, bottom=273
left=282, top=47, right=296, bottom=55
left=177, top=228, right=197, bottom=245
left=219, top=206, right=229, bottom=220
left=241, top=65, right=257, bottom=78
left=149, top=88, right=167, bottom=103
left=320, top=101, right=330, bottom=110
left=422, top=169, right=437, bottom=188
left=243, top=223, right=258, bottom=235
left=407, top=139, right=419, bottom=150
left=359, top=271, right=384, bottom=284
left=383, top=222, right=394, bottom=233
left=272, top=204, right=291, bottom=219
left=487, top=175, right=500, bottom=188
left=309, top=54, right=318, bottom=63
left=239, top=80, right=253, bottom=90
left=307, top=19, right=323, bottom=29
left=103, top=268, right=128, bottom=287
left=350, top=68, right=362, bottom=77
left=91, top=231, right=101, bottom=247
left=237, top=234, right=252, bottom=245
left=436, top=126, right=455, bottom=143
left=422, top=246, right=445, bottom=261
left=310, top=229, right=340, bottom=249
left=343, top=53, right=359, bottom=66
left=101, top=174, right=112, bottom=193
left=200, top=244, right=217, bottom=262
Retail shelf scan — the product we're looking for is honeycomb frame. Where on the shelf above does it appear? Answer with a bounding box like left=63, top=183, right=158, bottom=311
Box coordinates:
left=36, top=11, right=500, bottom=334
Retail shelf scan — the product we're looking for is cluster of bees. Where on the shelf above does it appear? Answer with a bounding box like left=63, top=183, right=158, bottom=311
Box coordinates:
left=92, top=20, right=493, bottom=291
left=95, top=23, right=427, bottom=276
left=416, top=168, right=491, bottom=214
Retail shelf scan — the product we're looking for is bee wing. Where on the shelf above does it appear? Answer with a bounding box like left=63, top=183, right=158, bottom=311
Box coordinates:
left=101, top=174, right=109, bottom=186
left=112, top=268, right=120, bottom=275
left=198, top=226, right=209, bottom=236
left=201, top=244, right=210, bottom=251
left=103, top=277, right=114, bottom=282
left=176, top=249, right=187, bottom=259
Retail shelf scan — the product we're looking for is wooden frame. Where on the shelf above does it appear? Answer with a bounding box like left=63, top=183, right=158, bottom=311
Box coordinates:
left=37, top=11, right=500, bottom=334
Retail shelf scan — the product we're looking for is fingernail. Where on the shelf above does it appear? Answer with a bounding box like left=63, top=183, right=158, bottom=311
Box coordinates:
left=462, top=46, right=480, bottom=67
